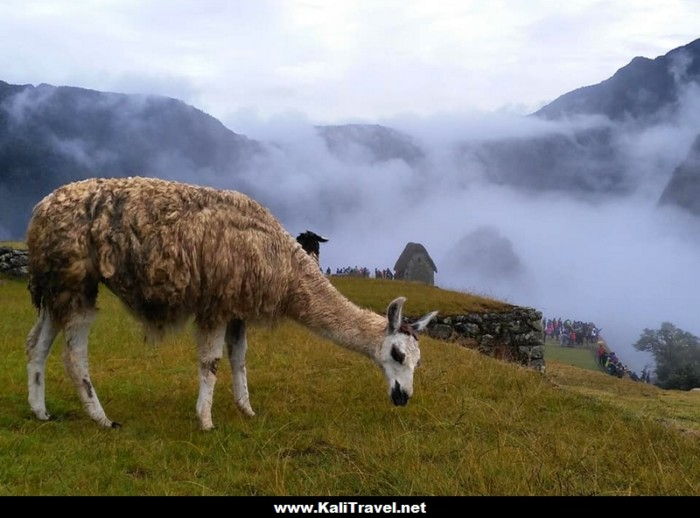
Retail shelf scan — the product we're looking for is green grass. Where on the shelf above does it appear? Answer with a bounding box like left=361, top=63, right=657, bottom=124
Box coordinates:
left=330, top=276, right=510, bottom=315
left=0, top=241, right=27, bottom=250
left=0, top=276, right=698, bottom=495
left=547, top=362, right=700, bottom=436
left=544, top=339, right=601, bottom=372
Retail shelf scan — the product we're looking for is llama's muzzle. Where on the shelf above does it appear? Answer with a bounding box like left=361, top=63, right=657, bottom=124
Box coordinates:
left=391, top=381, right=409, bottom=406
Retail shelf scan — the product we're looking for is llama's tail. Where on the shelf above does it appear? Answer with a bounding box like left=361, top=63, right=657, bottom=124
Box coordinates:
left=27, top=266, right=48, bottom=311
left=28, top=281, right=39, bottom=309
left=26, top=198, right=51, bottom=312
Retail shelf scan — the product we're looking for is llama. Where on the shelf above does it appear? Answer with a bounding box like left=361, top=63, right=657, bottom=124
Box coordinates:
left=25, top=177, right=437, bottom=430
left=296, top=230, right=328, bottom=263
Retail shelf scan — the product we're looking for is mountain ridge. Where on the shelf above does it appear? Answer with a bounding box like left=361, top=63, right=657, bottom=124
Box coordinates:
left=0, top=80, right=261, bottom=238
left=534, top=38, right=700, bottom=122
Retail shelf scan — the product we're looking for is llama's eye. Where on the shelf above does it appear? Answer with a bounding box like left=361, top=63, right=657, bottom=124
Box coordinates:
left=391, top=345, right=405, bottom=364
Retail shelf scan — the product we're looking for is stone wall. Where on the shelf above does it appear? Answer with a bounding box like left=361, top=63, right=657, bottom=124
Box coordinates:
left=417, top=307, right=545, bottom=372
left=0, top=248, right=28, bottom=278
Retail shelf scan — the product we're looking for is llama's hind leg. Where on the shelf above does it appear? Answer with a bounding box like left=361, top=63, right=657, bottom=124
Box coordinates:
left=26, top=308, right=58, bottom=420
left=62, top=311, right=119, bottom=428
left=195, top=325, right=226, bottom=430
left=226, top=319, right=255, bottom=417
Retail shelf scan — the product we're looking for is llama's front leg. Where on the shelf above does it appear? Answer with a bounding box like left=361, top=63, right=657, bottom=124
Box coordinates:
left=62, top=312, right=119, bottom=428
left=26, top=309, right=58, bottom=420
left=226, top=319, right=255, bottom=417
left=195, top=325, right=226, bottom=430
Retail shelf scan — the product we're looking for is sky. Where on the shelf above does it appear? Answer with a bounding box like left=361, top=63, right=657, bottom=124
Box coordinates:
left=1, top=1, right=699, bottom=123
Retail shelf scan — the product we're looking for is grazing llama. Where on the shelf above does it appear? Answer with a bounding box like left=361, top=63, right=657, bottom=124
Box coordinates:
left=25, top=177, right=437, bottom=430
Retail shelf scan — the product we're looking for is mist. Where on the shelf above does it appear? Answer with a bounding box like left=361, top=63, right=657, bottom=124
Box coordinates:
left=218, top=90, right=700, bottom=374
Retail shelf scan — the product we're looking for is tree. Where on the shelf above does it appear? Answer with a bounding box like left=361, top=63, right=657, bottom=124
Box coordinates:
left=633, top=322, right=700, bottom=391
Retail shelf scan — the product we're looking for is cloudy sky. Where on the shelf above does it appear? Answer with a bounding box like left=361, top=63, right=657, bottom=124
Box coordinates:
left=1, top=0, right=698, bottom=124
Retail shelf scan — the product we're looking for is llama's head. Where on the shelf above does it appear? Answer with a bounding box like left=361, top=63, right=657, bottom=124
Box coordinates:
left=378, top=297, right=438, bottom=406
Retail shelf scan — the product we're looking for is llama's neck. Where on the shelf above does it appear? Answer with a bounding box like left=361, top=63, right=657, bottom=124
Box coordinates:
left=287, top=251, right=387, bottom=359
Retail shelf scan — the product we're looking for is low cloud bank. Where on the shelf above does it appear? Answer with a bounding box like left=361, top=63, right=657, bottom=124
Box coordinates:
left=222, top=98, right=700, bottom=373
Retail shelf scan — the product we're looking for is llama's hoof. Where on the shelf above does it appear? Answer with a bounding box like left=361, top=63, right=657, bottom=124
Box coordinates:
left=200, top=423, right=215, bottom=431
left=33, top=410, right=51, bottom=421
left=95, top=417, right=118, bottom=429
left=237, top=400, right=256, bottom=417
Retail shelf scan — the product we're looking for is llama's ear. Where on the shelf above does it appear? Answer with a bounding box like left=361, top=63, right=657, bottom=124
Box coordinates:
left=387, top=297, right=406, bottom=334
left=411, top=311, right=438, bottom=333
left=308, top=230, right=328, bottom=242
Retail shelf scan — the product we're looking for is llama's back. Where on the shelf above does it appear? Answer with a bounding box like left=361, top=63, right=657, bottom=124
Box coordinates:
left=27, top=177, right=303, bottom=328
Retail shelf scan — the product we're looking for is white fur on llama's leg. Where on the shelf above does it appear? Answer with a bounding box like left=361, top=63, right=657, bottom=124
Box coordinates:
left=62, top=311, right=117, bottom=428
left=195, top=325, right=226, bottom=430
left=26, top=309, right=58, bottom=420
left=226, top=320, right=255, bottom=417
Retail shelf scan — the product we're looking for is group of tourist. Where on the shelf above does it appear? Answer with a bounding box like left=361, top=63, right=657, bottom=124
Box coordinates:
left=596, top=344, right=650, bottom=382
left=545, top=316, right=652, bottom=383
left=328, top=266, right=395, bottom=279
left=330, top=266, right=371, bottom=277
left=543, top=317, right=601, bottom=347
left=596, top=345, right=626, bottom=378
left=374, top=268, right=394, bottom=279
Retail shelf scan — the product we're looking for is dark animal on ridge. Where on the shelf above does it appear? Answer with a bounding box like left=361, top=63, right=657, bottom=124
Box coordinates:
left=296, top=230, right=329, bottom=263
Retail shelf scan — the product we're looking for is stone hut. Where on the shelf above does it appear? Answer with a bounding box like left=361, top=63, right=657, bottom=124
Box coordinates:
left=394, top=242, right=437, bottom=285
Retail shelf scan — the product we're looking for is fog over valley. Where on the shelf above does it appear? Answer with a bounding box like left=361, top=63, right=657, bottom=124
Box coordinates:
left=223, top=107, right=700, bottom=373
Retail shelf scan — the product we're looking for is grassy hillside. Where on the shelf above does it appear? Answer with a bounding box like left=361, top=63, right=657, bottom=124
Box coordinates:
left=329, top=276, right=509, bottom=315
left=543, top=339, right=600, bottom=372
left=0, top=276, right=698, bottom=495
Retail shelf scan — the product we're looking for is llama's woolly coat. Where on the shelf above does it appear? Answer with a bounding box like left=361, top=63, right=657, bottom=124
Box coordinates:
left=27, top=177, right=386, bottom=354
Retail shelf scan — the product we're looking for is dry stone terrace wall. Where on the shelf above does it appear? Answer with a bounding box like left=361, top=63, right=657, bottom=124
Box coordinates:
left=412, top=307, right=545, bottom=372
left=0, top=248, right=28, bottom=278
